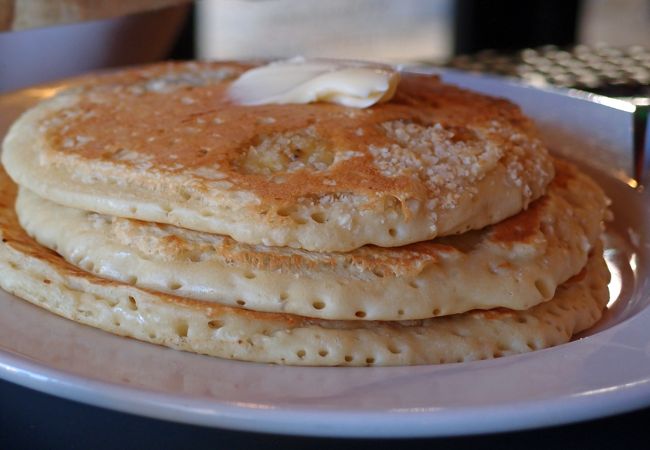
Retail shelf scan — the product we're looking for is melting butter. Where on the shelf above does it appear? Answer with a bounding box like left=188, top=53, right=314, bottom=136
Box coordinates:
left=229, top=57, right=400, bottom=108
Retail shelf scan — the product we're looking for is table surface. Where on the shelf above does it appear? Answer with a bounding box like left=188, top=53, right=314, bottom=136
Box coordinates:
left=1, top=378, right=648, bottom=450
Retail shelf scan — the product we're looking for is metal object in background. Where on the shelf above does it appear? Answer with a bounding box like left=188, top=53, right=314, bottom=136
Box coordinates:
left=447, top=44, right=650, bottom=186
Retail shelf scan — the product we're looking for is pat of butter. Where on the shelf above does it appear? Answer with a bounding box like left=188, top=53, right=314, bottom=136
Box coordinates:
left=229, top=57, right=400, bottom=108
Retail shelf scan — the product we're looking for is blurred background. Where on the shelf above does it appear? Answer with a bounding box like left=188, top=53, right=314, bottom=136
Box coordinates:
left=0, top=0, right=649, bottom=98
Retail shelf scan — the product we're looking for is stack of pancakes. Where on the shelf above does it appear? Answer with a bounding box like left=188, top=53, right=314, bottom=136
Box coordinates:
left=0, top=61, right=610, bottom=366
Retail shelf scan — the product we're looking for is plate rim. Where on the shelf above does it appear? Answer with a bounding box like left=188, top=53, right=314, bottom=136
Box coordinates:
left=2, top=336, right=650, bottom=438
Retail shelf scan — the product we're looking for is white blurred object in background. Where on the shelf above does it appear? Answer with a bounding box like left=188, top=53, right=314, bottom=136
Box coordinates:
left=579, top=0, right=650, bottom=46
left=197, top=0, right=453, bottom=63
left=0, top=6, right=188, bottom=92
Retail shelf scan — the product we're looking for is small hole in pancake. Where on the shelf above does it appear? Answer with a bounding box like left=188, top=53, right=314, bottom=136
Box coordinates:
left=318, top=350, right=329, bottom=357
left=293, top=216, right=308, bottom=225
left=179, top=188, right=192, bottom=201
left=208, top=320, right=223, bottom=329
left=127, top=296, right=138, bottom=311
left=408, top=280, right=420, bottom=289
left=516, top=316, right=527, bottom=324
left=296, top=350, right=306, bottom=359
left=161, top=204, right=172, bottom=214
left=547, top=308, right=561, bottom=318
left=113, top=317, right=121, bottom=327
left=540, top=222, right=554, bottom=235
left=372, top=268, right=385, bottom=278
left=398, top=309, right=405, bottom=316
left=200, top=209, right=214, bottom=217
left=43, top=279, right=51, bottom=284
left=279, top=292, right=289, bottom=301
left=168, top=281, right=182, bottom=291
left=355, top=311, right=367, bottom=318
left=129, top=206, right=137, bottom=214
left=388, top=228, right=397, bottom=237
left=236, top=299, right=246, bottom=306
left=535, top=279, right=553, bottom=299
left=344, top=355, right=353, bottom=362
left=1, top=238, right=7, bottom=243
left=310, top=212, right=326, bottom=223
left=432, top=308, right=441, bottom=316
left=149, top=332, right=157, bottom=339
left=388, top=345, right=401, bottom=354
left=312, top=300, right=326, bottom=310
left=175, top=320, right=189, bottom=338
left=277, top=207, right=293, bottom=217
left=197, top=148, right=209, bottom=157
left=8, top=262, right=19, bottom=270
left=244, top=272, right=256, bottom=279
left=365, top=357, right=375, bottom=364
left=127, top=276, right=138, bottom=285
left=526, top=341, right=536, bottom=350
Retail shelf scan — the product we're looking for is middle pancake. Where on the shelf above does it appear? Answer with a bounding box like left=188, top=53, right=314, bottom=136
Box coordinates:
left=17, top=159, right=607, bottom=321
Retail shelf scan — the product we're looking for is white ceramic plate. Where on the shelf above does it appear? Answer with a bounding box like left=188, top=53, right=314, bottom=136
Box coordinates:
left=0, top=70, right=648, bottom=438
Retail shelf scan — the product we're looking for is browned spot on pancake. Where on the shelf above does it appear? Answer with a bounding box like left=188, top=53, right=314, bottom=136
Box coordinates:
left=550, top=159, right=576, bottom=189
left=206, top=237, right=446, bottom=277
left=490, top=160, right=582, bottom=245
left=566, top=266, right=588, bottom=283
left=109, top=215, right=456, bottom=276
left=468, top=307, right=518, bottom=320
left=490, top=197, right=546, bottom=244
left=160, top=234, right=188, bottom=250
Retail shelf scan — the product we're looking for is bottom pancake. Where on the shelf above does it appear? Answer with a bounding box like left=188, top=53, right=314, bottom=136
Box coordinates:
left=0, top=169, right=610, bottom=365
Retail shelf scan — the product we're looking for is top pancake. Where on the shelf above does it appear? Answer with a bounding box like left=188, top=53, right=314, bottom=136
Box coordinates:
left=1, top=61, right=554, bottom=251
